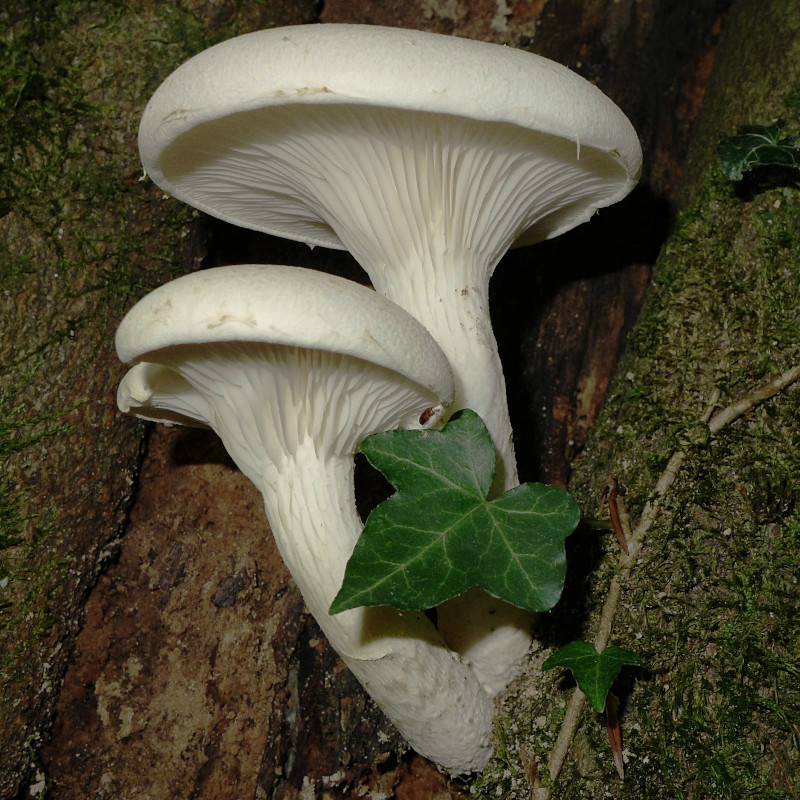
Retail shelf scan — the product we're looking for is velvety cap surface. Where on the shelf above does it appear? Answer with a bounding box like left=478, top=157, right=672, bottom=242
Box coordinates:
left=140, top=24, right=641, bottom=165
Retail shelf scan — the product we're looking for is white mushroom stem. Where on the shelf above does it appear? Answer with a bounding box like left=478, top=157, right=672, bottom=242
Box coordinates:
left=260, top=446, right=494, bottom=770
left=119, top=341, right=494, bottom=773
left=369, top=259, right=516, bottom=495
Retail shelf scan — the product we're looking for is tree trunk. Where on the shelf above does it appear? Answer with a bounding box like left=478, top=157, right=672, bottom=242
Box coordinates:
left=490, top=0, right=800, bottom=797
left=0, top=0, right=748, bottom=797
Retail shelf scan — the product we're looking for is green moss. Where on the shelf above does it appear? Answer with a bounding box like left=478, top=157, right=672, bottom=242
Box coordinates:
left=475, top=194, right=800, bottom=799
left=475, top=26, right=800, bottom=798
left=2, top=0, right=317, bottom=786
left=549, top=163, right=800, bottom=798
left=0, top=1, right=234, bottom=787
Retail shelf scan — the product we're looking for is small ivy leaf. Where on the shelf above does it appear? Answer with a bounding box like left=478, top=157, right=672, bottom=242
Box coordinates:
left=330, top=409, right=579, bottom=615
left=718, top=122, right=800, bottom=181
left=542, top=641, right=643, bottom=713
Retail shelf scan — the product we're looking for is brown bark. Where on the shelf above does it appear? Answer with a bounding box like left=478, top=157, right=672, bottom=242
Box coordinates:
left=40, top=426, right=413, bottom=798
left=0, top=1, right=321, bottom=797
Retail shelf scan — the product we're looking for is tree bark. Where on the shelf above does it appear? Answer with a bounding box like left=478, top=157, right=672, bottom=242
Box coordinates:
left=491, top=1, right=800, bottom=797
left=0, top=2, right=323, bottom=797
left=0, top=0, right=742, bottom=797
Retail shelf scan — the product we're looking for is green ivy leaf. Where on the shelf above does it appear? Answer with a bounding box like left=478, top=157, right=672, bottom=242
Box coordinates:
left=330, top=409, right=579, bottom=615
left=542, top=641, right=643, bottom=712
left=718, top=122, right=800, bottom=180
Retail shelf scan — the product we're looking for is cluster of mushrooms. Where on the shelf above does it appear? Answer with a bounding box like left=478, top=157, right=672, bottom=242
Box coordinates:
left=116, top=24, right=641, bottom=774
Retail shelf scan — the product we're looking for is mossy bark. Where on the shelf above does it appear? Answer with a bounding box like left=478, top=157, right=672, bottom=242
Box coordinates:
left=482, top=1, right=800, bottom=797
left=0, top=1, right=319, bottom=796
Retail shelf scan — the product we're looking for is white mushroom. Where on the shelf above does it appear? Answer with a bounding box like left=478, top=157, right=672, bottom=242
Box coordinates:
left=115, top=264, right=494, bottom=773
left=137, top=24, right=642, bottom=695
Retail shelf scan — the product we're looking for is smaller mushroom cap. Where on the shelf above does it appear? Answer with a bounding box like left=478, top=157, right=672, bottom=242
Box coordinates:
left=116, top=264, right=453, bottom=406
left=116, top=265, right=455, bottom=484
left=114, top=265, right=493, bottom=774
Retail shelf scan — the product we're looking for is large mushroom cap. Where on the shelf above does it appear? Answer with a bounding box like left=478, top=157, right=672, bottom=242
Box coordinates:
left=139, top=23, right=642, bottom=249
left=116, top=264, right=453, bottom=404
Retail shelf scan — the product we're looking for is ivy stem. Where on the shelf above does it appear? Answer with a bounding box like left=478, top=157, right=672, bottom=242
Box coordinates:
left=534, top=364, right=800, bottom=797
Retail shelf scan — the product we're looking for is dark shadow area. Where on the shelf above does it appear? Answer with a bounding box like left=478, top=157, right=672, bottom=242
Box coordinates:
left=354, top=452, right=393, bottom=523
left=731, top=165, right=800, bottom=200
left=540, top=522, right=611, bottom=646
left=493, top=185, right=672, bottom=484
left=171, top=425, right=239, bottom=470
left=612, top=663, right=649, bottom=716
left=202, top=219, right=371, bottom=286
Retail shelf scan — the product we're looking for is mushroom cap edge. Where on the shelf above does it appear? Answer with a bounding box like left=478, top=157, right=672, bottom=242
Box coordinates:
left=138, top=23, right=642, bottom=206
left=115, top=264, right=455, bottom=406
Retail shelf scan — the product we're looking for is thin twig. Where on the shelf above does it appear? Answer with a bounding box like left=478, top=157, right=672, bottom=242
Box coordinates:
left=519, top=743, right=539, bottom=799
left=606, top=692, right=624, bottom=779
left=542, top=689, right=585, bottom=788
left=708, top=364, right=800, bottom=433
left=535, top=368, right=800, bottom=796
left=615, top=490, right=634, bottom=541
left=606, top=477, right=630, bottom=555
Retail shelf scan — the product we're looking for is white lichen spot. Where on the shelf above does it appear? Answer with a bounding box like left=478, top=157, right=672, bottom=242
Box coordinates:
left=300, top=776, right=315, bottom=800
left=421, top=0, right=465, bottom=24
left=117, top=705, right=136, bottom=740
left=322, top=771, right=345, bottom=787
left=490, top=0, right=513, bottom=33
left=28, top=770, right=46, bottom=797
left=126, top=656, right=143, bottom=679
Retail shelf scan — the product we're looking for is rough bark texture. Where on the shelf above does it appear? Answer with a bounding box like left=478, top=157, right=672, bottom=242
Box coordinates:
left=0, top=0, right=743, bottom=797
left=0, top=4, right=208, bottom=795
left=0, top=2, right=324, bottom=797
left=39, top=426, right=415, bottom=799
left=484, top=0, right=800, bottom=797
